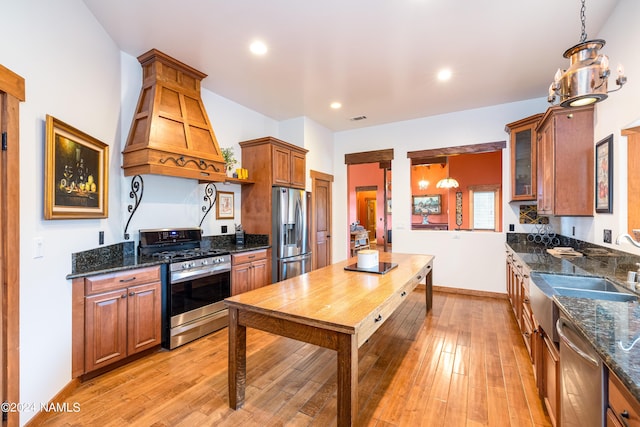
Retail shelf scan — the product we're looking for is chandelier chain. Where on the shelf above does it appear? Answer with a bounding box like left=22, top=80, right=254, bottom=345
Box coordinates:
left=580, top=0, right=587, bottom=42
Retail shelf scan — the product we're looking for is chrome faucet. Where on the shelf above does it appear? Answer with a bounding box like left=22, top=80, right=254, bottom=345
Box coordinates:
left=616, top=233, right=640, bottom=248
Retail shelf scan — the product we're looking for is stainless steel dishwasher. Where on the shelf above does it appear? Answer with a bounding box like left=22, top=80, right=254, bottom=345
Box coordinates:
left=556, top=314, right=605, bottom=427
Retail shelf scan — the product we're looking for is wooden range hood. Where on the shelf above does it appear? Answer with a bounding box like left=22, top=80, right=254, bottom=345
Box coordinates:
left=122, top=49, right=226, bottom=182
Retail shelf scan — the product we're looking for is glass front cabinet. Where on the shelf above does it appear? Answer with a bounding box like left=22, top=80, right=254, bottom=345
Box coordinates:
left=505, top=113, right=544, bottom=201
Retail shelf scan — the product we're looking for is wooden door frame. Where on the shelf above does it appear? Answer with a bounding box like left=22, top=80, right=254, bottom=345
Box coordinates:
left=310, top=170, right=333, bottom=269
left=1, top=64, right=25, bottom=427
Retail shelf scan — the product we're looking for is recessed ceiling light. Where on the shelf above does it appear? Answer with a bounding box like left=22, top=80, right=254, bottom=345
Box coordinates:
left=330, top=102, right=342, bottom=109
left=249, top=40, right=268, bottom=55
left=437, top=68, right=452, bottom=81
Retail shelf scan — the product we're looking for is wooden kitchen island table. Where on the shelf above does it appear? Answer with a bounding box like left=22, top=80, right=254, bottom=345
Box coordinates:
left=225, top=252, right=434, bottom=426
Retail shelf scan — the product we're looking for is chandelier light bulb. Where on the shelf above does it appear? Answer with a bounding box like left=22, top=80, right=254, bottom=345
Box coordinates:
left=554, top=68, right=563, bottom=83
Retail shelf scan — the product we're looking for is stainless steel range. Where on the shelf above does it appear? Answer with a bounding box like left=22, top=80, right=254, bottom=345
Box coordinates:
left=139, top=228, right=231, bottom=349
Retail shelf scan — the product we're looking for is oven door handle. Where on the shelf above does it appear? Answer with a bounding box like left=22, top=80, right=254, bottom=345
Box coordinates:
left=171, top=266, right=230, bottom=284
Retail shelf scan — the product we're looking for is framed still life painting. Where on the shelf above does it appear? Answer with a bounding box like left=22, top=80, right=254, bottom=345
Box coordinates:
left=595, top=134, right=613, bottom=214
left=44, top=115, right=109, bottom=219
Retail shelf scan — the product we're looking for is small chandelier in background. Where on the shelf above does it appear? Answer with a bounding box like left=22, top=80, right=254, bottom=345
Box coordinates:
left=418, top=179, right=429, bottom=190
left=436, top=177, right=459, bottom=189
left=548, top=0, right=626, bottom=108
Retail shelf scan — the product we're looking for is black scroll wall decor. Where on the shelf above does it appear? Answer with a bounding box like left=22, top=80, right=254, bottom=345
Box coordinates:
left=124, top=175, right=144, bottom=240
left=199, top=182, right=218, bottom=227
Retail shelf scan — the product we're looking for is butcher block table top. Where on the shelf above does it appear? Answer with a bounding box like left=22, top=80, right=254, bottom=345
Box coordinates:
left=225, top=252, right=434, bottom=426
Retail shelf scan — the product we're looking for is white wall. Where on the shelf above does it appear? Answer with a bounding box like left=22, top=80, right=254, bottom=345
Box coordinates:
left=0, top=2, right=121, bottom=424
left=333, top=98, right=548, bottom=293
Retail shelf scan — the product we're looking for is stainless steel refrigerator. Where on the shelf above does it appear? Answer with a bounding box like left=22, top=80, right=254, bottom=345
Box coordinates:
left=272, top=187, right=312, bottom=282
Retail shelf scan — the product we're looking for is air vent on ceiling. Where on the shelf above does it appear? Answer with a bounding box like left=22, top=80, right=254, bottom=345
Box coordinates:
left=349, top=115, right=367, bottom=121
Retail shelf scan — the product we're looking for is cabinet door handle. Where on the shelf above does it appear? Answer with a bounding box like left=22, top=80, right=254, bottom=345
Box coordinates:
left=620, top=410, right=630, bottom=427
left=248, top=255, right=255, bottom=259
left=401, top=291, right=407, bottom=297
left=374, top=314, right=383, bottom=323
left=129, top=292, right=135, bottom=297
left=119, top=277, right=136, bottom=283
left=121, top=294, right=127, bottom=299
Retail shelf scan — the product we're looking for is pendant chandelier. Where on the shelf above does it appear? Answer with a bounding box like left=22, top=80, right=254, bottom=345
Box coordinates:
left=436, top=177, right=459, bottom=189
left=547, top=0, right=626, bottom=108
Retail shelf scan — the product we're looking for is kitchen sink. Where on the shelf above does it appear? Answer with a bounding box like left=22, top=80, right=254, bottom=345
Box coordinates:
left=535, top=273, right=622, bottom=293
left=529, top=272, right=638, bottom=343
left=553, top=287, right=637, bottom=302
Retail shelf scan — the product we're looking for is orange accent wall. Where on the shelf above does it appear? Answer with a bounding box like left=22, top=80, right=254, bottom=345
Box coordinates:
left=411, top=151, right=502, bottom=230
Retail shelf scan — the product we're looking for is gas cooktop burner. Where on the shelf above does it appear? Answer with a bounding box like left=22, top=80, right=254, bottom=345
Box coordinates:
left=151, top=248, right=229, bottom=261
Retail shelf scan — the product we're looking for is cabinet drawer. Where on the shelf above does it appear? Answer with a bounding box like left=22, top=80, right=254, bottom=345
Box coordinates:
left=609, top=371, right=640, bottom=427
left=232, top=250, right=267, bottom=265
left=85, top=266, right=161, bottom=295
left=356, top=265, right=429, bottom=347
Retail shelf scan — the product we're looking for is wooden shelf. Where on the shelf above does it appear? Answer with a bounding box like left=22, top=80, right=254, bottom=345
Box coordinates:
left=198, top=177, right=255, bottom=185
left=224, top=177, right=255, bottom=185
left=350, top=231, right=370, bottom=257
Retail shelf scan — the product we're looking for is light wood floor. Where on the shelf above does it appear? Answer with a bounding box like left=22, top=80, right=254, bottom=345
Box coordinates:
left=34, top=289, right=550, bottom=426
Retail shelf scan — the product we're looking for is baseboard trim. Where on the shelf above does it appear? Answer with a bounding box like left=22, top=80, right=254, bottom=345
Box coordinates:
left=431, top=284, right=508, bottom=300
left=24, top=378, right=80, bottom=426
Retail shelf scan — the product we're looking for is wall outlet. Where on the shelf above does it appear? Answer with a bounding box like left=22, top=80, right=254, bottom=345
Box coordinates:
left=603, top=229, right=612, bottom=244
left=572, top=226, right=575, bottom=236
left=99, top=231, right=104, bottom=245
left=221, top=225, right=228, bottom=233
left=509, top=224, right=515, bottom=232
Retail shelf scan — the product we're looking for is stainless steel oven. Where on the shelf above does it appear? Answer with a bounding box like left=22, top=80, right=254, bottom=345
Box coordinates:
left=168, top=254, right=231, bottom=349
left=139, top=228, right=231, bottom=349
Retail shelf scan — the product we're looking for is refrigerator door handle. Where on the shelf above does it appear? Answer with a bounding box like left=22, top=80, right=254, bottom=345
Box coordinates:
left=281, top=253, right=311, bottom=263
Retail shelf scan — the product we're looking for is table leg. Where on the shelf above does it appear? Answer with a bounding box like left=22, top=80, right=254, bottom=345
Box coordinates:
left=336, top=332, right=358, bottom=426
left=425, top=269, right=433, bottom=312
left=228, top=307, right=246, bottom=409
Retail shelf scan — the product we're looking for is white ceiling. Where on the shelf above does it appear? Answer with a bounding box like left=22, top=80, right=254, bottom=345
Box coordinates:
left=82, top=0, right=620, bottom=131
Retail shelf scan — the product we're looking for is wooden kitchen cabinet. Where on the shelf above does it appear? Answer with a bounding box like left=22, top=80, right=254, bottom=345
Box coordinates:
left=231, top=249, right=269, bottom=295
left=241, top=136, right=308, bottom=190
left=536, top=105, right=594, bottom=216
left=506, top=247, right=556, bottom=425
left=239, top=136, right=308, bottom=239
left=541, top=331, right=560, bottom=427
left=505, top=113, right=544, bottom=201
left=272, top=143, right=307, bottom=188
left=607, top=369, right=640, bottom=427
left=73, top=266, right=162, bottom=377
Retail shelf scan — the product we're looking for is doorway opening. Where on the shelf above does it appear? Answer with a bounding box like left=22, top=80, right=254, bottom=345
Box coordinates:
left=345, top=149, right=393, bottom=256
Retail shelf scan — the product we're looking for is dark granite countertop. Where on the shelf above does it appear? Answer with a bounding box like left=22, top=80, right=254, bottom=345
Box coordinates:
left=506, top=234, right=640, bottom=402
left=67, top=235, right=270, bottom=280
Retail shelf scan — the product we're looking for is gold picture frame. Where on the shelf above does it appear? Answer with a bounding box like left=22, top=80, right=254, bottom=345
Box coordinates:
left=44, top=115, right=109, bottom=219
left=216, top=191, right=234, bottom=219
